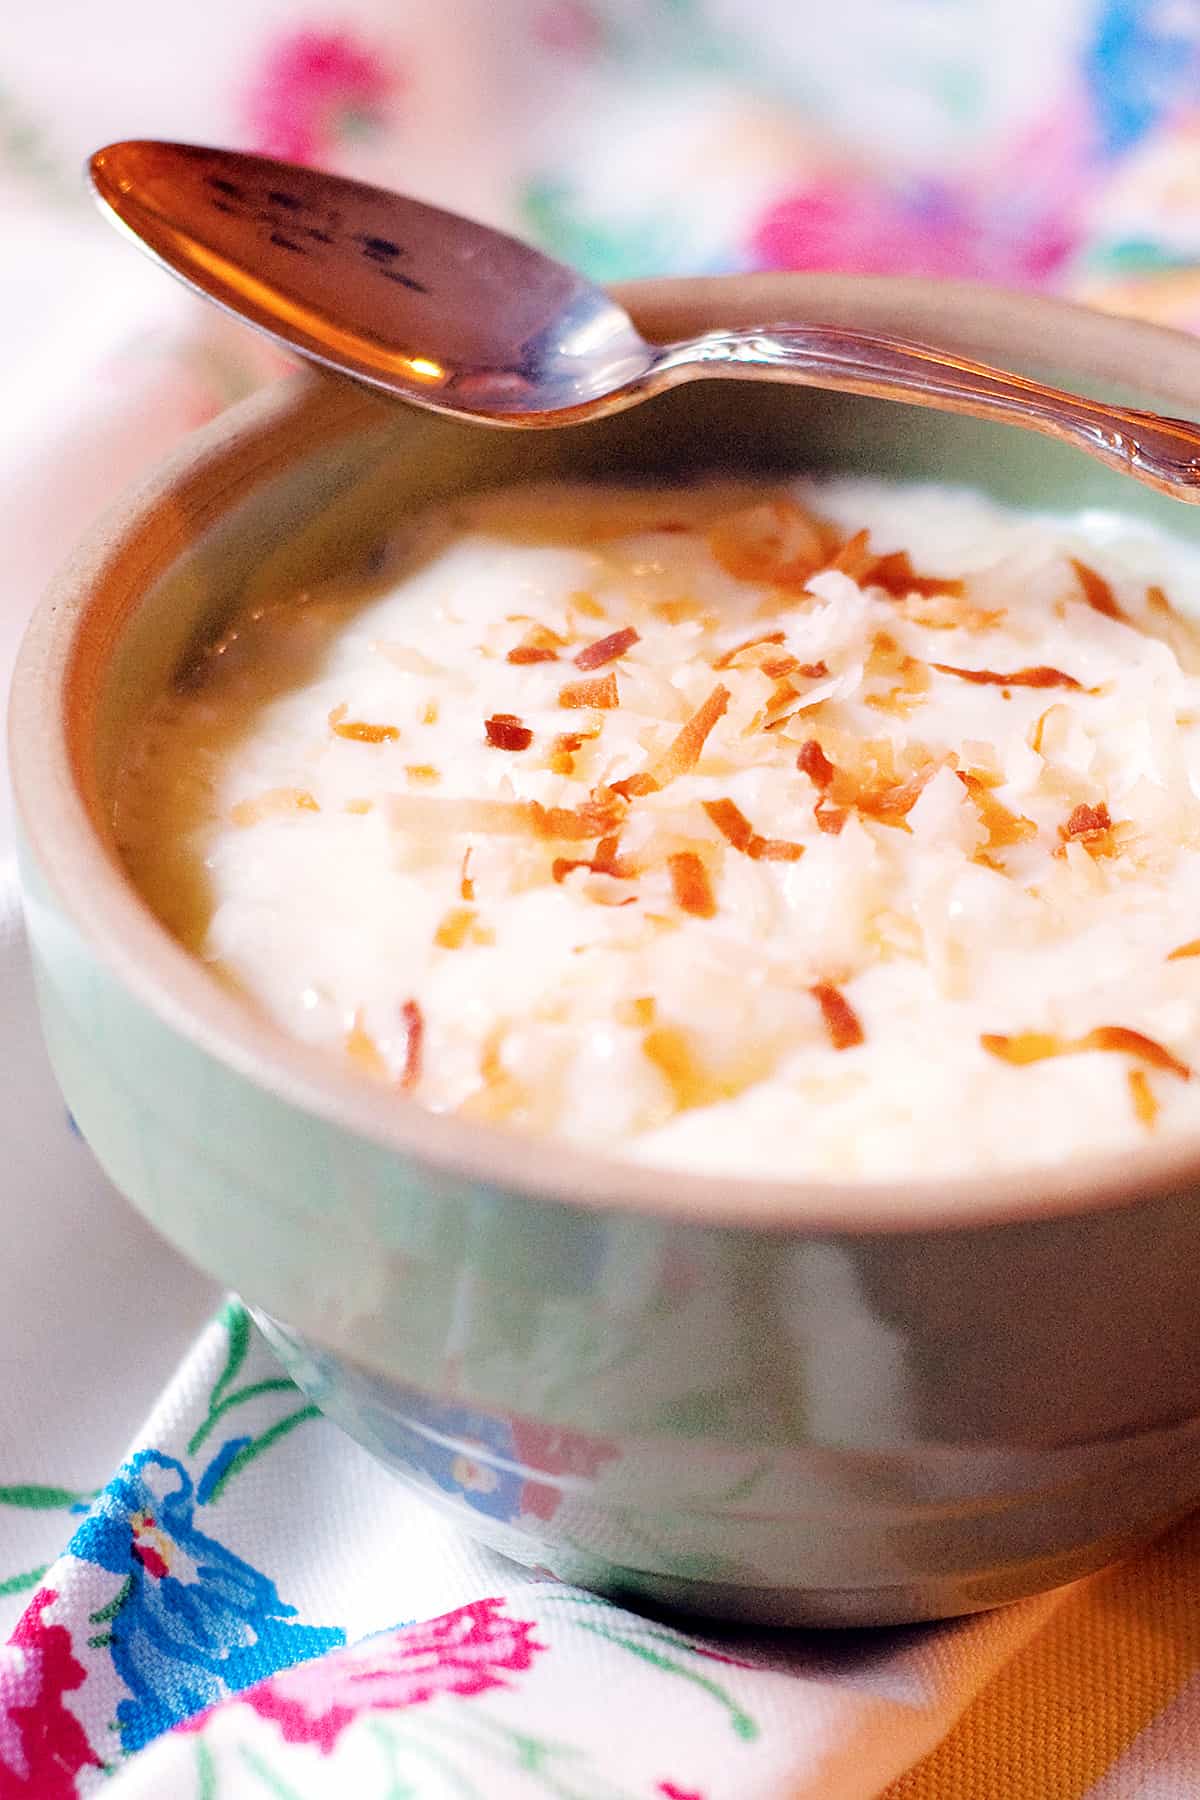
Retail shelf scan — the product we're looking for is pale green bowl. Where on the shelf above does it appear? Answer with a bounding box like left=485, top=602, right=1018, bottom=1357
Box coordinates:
left=15, top=275, right=1200, bottom=1626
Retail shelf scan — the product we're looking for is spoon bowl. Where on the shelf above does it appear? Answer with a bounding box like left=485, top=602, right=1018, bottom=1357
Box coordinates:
left=90, top=139, right=1200, bottom=501
left=90, top=139, right=655, bottom=419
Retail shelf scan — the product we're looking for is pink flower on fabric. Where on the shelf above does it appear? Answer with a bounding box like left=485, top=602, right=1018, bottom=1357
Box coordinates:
left=535, top=2, right=604, bottom=54
left=216, top=1599, right=543, bottom=1754
left=747, top=94, right=1094, bottom=293
left=749, top=172, right=1077, bottom=287
left=244, top=29, right=398, bottom=165
left=0, top=1591, right=100, bottom=1798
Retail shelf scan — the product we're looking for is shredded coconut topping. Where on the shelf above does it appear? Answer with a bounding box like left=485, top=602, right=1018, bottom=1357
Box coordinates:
left=114, top=477, right=1200, bottom=1181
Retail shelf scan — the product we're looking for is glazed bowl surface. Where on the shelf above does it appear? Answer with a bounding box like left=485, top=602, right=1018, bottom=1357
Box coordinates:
left=15, top=274, right=1200, bottom=1626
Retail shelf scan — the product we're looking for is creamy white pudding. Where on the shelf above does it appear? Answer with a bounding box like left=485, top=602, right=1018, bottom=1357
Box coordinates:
left=115, top=478, right=1200, bottom=1179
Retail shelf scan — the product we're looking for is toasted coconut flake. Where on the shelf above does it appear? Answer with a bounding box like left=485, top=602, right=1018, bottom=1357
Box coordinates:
left=329, top=702, right=400, bottom=743
left=652, top=596, right=717, bottom=627
left=797, top=739, right=836, bottom=789
left=506, top=645, right=558, bottom=665
left=702, top=797, right=804, bottom=862
left=853, top=763, right=943, bottom=830
left=617, top=995, right=657, bottom=1027
left=640, top=1025, right=771, bottom=1108
left=751, top=835, right=805, bottom=862
left=868, top=549, right=965, bottom=600
left=712, top=630, right=786, bottom=670
left=863, top=631, right=931, bottom=717
left=575, top=625, right=640, bottom=670
left=981, top=1031, right=1062, bottom=1066
left=1059, top=800, right=1116, bottom=859
left=1148, top=583, right=1170, bottom=615
left=546, top=726, right=601, bottom=775
left=958, top=771, right=1037, bottom=851
left=815, top=802, right=848, bottom=835
left=668, top=851, right=717, bottom=917
left=1168, top=938, right=1200, bottom=961
left=459, top=1026, right=526, bottom=1123
left=1128, top=1067, right=1159, bottom=1128
left=643, top=1025, right=723, bottom=1110
left=345, top=798, right=372, bottom=815
left=797, top=660, right=830, bottom=679
left=615, top=683, right=731, bottom=796
left=1064, top=801, right=1111, bottom=836
left=610, top=771, right=661, bottom=799
left=536, top=789, right=627, bottom=843
left=1071, top=558, right=1124, bottom=621
left=422, top=699, right=439, bottom=726
left=552, top=833, right=634, bottom=884
left=559, top=672, right=619, bottom=710
left=708, top=500, right=825, bottom=587
left=460, top=848, right=475, bottom=901
left=898, top=593, right=1004, bottom=630
left=1085, top=1026, right=1190, bottom=1079
left=981, top=1027, right=1190, bottom=1079
left=760, top=652, right=801, bottom=679
left=485, top=712, right=534, bottom=751
left=703, top=797, right=755, bottom=853
left=435, top=906, right=478, bottom=949
left=822, top=528, right=874, bottom=580
left=651, top=683, right=731, bottom=786
left=934, top=663, right=1084, bottom=691
left=346, top=1009, right=386, bottom=1079
left=1029, top=704, right=1069, bottom=757
left=231, top=787, right=319, bottom=827
left=507, top=622, right=565, bottom=663
left=569, top=588, right=606, bottom=620
left=592, top=833, right=628, bottom=875
left=759, top=679, right=806, bottom=733
left=398, top=998, right=424, bottom=1090
left=405, top=764, right=440, bottom=785
left=812, top=982, right=864, bottom=1050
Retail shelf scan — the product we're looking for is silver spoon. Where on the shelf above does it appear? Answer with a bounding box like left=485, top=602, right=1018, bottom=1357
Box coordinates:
left=91, top=139, right=1200, bottom=503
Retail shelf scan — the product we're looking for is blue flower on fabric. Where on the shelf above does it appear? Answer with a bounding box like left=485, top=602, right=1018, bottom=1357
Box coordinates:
left=1083, top=0, right=1200, bottom=157
left=68, top=1450, right=344, bottom=1752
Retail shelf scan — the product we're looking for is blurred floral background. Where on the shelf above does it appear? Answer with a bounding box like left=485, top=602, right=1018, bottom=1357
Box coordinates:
left=3, top=0, right=1200, bottom=733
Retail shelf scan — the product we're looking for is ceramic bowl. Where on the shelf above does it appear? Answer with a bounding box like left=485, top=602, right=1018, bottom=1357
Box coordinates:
left=15, top=274, right=1200, bottom=1627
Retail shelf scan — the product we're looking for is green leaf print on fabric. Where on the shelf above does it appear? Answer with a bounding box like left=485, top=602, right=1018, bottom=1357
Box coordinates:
left=0, top=1483, right=98, bottom=1509
left=195, top=1735, right=218, bottom=1800
left=540, top=1592, right=760, bottom=1742
left=521, top=180, right=685, bottom=283
left=0, top=1563, right=49, bottom=1599
left=188, top=1300, right=321, bottom=1504
left=200, top=1407, right=322, bottom=1507
left=188, top=1381, right=298, bottom=1459
left=238, top=1741, right=310, bottom=1798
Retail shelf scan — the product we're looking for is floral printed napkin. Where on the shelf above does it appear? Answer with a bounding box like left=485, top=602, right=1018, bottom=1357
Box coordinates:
left=6, top=3, right=1200, bottom=1795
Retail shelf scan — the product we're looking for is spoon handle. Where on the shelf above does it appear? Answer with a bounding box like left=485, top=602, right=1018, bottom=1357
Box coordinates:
left=660, top=324, right=1200, bottom=503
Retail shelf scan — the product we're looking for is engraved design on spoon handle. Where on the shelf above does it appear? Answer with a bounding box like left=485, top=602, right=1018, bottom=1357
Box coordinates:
left=659, top=324, right=1200, bottom=503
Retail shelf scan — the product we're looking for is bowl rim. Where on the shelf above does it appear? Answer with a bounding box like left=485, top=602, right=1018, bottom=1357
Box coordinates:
left=16, top=270, right=1200, bottom=1236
